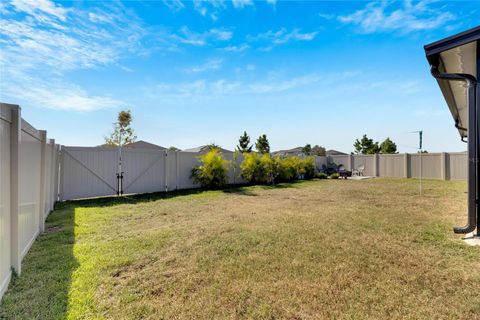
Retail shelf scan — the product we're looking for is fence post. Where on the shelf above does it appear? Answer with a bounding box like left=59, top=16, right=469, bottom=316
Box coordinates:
left=10, top=105, right=21, bottom=274
left=374, top=153, right=379, bottom=177
left=58, top=146, right=65, bottom=201
left=175, top=151, right=179, bottom=190
left=404, top=153, right=410, bottom=178
left=49, top=139, right=56, bottom=211
left=164, top=150, right=168, bottom=192
left=348, top=154, right=353, bottom=171
left=441, top=152, right=447, bottom=180
left=38, top=130, right=47, bottom=233
left=54, top=144, right=60, bottom=202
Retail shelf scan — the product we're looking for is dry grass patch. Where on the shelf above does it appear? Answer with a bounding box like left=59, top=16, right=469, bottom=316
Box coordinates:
left=1, top=178, right=479, bottom=319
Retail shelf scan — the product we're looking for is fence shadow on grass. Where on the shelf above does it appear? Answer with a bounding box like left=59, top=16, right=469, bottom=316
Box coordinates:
left=0, top=205, right=78, bottom=319
left=58, top=180, right=310, bottom=208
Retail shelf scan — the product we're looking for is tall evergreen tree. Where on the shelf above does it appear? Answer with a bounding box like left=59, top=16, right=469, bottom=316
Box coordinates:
left=104, top=110, right=137, bottom=147
left=353, top=134, right=379, bottom=154
left=379, top=137, right=398, bottom=154
left=255, top=134, right=270, bottom=154
left=237, top=131, right=252, bottom=153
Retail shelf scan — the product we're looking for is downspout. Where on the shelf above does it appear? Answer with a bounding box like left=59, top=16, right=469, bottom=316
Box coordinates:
left=430, top=65, right=478, bottom=234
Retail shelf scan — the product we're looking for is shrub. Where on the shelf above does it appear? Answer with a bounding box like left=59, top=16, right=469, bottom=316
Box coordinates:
left=316, top=172, right=328, bottom=179
left=241, top=154, right=316, bottom=184
left=241, top=152, right=262, bottom=183
left=302, top=156, right=315, bottom=179
left=261, top=153, right=279, bottom=184
left=241, top=153, right=279, bottom=184
left=278, top=156, right=302, bottom=181
left=191, top=148, right=230, bottom=189
left=330, top=173, right=340, bottom=180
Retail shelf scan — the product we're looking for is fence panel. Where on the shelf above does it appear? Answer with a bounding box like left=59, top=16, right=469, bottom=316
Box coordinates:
left=122, top=148, right=166, bottom=194
left=314, top=156, right=327, bottom=171
left=448, top=152, right=467, bottom=180
left=352, top=155, right=375, bottom=176
left=177, top=152, right=201, bottom=189
left=60, top=147, right=118, bottom=200
left=18, top=120, right=42, bottom=260
left=378, top=154, right=404, bottom=177
left=328, top=155, right=351, bottom=170
left=0, top=105, right=11, bottom=299
left=410, top=153, right=442, bottom=179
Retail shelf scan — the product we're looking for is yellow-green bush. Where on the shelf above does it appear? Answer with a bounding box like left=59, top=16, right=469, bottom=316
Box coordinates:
left=240, top=153, right=279, bottom=184
left=241, top=154, right=315, bottom=184
left=191, top=149, right=230, bottom=189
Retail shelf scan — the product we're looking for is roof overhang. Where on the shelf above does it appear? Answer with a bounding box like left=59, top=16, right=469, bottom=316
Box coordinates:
left=424, top=26, right=480, bottom=139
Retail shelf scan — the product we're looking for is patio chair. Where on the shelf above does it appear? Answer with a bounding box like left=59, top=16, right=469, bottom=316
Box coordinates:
left=352, top=165, right=365, bottom=176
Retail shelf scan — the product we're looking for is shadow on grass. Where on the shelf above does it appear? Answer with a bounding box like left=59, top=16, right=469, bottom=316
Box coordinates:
left=56, top=180, right=311, bottom=209
left=0, top=205, right=78, bottom=319
left=0, top=179, right=313, bottom=318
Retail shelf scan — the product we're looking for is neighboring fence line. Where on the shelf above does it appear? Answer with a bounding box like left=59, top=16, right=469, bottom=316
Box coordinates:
left=0, top=103, right=59, bottom=301
left=324, top=152, right=467, bottom=181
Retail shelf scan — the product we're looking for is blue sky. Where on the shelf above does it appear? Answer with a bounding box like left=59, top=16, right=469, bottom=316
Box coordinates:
left=0, top=0, right=478, bottom=152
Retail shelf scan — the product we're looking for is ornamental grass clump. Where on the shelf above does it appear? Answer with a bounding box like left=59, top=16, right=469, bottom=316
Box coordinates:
left=191, top=148, right=230, bottom=189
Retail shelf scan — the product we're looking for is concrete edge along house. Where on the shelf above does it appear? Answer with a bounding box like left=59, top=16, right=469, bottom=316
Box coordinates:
left=424, top=26, right=480, bottom=236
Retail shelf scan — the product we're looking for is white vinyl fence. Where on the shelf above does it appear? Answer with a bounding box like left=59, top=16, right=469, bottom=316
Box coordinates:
left=0, top=101, right=469, bottom=301
left=0, top=103, right=59, bottom=301
left=59, top=147, right=246, bottom=201
left=326, top=152, right=467, bottom=181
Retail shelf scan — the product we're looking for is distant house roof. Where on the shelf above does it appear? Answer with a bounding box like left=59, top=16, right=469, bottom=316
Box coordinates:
left=272, top=147, right=304, bottom=156
left=326, top=149, right=347, bottom=156
left=183, top=145, right=233, bottom=153
left=124, top=140, right=166, bottom=149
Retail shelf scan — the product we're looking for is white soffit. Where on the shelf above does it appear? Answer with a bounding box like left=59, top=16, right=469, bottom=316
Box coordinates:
left=437, top=41, right=477, bottom=138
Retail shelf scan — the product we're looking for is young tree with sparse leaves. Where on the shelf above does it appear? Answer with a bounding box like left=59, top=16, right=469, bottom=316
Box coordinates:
left=237, top=131, right=252, bottom=153
left=104, top=110, right=137, bottom=147
left=255, top=134, right=270, bottom=154
left=353, top=134, right=379, bottom=154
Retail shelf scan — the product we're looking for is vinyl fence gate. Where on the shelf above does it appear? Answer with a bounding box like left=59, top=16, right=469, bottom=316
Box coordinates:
left=60, top=146, right=171, bottom=200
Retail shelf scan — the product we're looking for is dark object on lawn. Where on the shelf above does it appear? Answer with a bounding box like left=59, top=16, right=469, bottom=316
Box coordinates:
left=337, top=165, right=351, bottom=179
left=424, top=26, right=479, bottom=235
left=320, top=162, right=342, bottom=175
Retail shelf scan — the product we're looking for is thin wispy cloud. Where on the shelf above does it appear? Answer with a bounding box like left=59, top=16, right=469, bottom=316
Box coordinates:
left=142, top=70, right=360, bottom=102
left=187, top=58, right=223, bottom=73
left=173, top=26, right=233, bottom=46
left=224, top=44, right=249, bottom=52
left=1, top=0, right=146, bottom=111
left=338, top=0, right=456, bottom=33
left=249, top=28, right=318, bottom=51
left=232, top=0, right=254, bottom=9
left=163, top=0, right=185, bottom=12
left=318, top=13, right=334, bottom=20
left=193, top=0, right=225, bottom=20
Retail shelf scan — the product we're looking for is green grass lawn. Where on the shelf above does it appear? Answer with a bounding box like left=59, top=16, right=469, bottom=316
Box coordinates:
left=1, top=178, right=480, bottom=319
